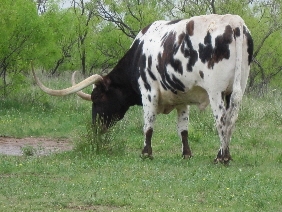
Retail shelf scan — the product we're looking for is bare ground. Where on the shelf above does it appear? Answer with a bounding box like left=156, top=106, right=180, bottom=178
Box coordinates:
left=0, top=136, right=73, bottom=156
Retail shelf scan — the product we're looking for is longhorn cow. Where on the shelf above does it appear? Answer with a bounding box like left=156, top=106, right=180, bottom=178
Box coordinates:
left=32, top=14, right=253, bottom=163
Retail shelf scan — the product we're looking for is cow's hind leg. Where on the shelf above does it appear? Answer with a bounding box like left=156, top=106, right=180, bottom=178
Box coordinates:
left=176, top=105, right=192, bottom=159
left=209, top=91, right=241, bottom=164
left=217, top=90, right=242, bottom=163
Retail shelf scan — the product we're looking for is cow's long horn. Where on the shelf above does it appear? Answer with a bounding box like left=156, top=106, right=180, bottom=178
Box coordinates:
left=32, top=65, right=103, bottom=96
left=71, top=71, right=92, bottom=101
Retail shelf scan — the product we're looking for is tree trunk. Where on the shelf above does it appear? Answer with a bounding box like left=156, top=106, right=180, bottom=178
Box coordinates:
left=81, top=49, right=86, bottom=76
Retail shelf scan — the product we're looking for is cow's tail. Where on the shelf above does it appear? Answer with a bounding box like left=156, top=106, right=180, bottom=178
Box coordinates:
left=226, top=21, right=245, bottom=138
left=232, top=22, right=244, bottom=106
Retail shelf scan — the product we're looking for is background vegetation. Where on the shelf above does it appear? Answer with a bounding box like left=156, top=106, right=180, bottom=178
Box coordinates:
left=0, top=0, right=282, bottom=97
left=0, top=0, right=282, bottom=211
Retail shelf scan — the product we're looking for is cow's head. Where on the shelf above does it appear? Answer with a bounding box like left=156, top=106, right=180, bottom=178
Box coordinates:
left=32, top=67, right=129, bottom=130
left=71, top=72, right=131, bottom=128
left=90, top=77, right=131, bottom=128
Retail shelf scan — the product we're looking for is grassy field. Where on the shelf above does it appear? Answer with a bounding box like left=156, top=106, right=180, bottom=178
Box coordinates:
left=0, top=73, right=282, bottom=211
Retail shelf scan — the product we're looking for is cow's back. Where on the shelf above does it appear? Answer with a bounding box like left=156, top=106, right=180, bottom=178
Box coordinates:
left=134, top=14, right=252, bottom=112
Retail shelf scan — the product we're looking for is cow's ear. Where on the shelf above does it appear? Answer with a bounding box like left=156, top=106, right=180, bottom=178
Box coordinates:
left=93, top=76, right=110, bottom=91
left=94, top=77, right=111, bottom=92
left=102, top=77, right=111, bottom=91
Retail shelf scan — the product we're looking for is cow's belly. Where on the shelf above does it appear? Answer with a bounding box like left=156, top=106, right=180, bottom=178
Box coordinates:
left=157, top=85, right=210, bottom=114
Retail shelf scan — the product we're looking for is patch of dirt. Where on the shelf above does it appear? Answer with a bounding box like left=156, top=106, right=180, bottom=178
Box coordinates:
left=0, top=136, right=73, bottom=156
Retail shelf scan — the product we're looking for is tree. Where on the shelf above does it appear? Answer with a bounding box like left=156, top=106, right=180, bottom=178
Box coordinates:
left=37, top=0, right=48, bottom=14
left=36, top=3, right=78, bottom=75
left=164, top=0, right=217, bottom=17
left=74, top=0, right=171, bottom=72
left=88, top=21, right=132, bottom=73
left=96, top=0, right=169, bottom=38
left=0, top=0, right=43, bottom=97
left=246, top=0, right=282, bottom=93
left=71, top=0, right=98, bottom=75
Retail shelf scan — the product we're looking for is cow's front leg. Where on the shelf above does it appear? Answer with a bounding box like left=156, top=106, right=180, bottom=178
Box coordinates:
left=141, top=94, right=157, bottom=160
left=177, top=105, right=192, bottom=159
left=141, top=128, right=154, bottom=159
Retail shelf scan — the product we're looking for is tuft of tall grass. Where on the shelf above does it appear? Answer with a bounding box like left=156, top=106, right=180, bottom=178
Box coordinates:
left=73, top=118, right=128, bottom=156
left=21, top=145, right=36, bottom=156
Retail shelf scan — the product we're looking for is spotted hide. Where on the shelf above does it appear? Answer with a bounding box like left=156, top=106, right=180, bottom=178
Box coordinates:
left=134, top=14, right=253, bottom=163
left=34, top=14, right=253, bottom=163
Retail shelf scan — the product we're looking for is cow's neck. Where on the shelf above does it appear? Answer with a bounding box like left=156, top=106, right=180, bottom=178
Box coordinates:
left=107, top=48, right=142, bottom=106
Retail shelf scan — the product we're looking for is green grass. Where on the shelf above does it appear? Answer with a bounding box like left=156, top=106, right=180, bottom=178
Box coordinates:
left=0, top=73, right=282, bottom=211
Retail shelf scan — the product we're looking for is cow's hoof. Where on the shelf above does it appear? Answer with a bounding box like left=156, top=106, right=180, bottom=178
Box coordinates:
left=214, top=148, right=231, bottom=164
left=183, top=154, right=192, bottom=159
left=214, top=157, right=231, bottom=164
left=214, top=155, right=232, bottom=164
left=140, top=153, right=154, bottom=160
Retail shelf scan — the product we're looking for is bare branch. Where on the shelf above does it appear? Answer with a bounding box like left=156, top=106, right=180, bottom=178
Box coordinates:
left=253, top=26, right=281, bottom=58
left=127, top=3, right=141, bottom=23
left=268, top=66, right=282, bottom=79
left=97, top=2, right=136, bottom=38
